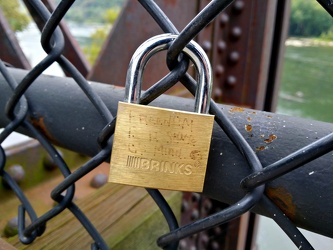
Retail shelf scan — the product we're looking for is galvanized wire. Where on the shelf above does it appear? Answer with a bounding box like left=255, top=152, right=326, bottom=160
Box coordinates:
left=1, top=0, right=332, bottom=249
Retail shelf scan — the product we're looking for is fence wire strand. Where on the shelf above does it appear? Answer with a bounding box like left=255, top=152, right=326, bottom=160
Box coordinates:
left=1, top=0, right=332, bottom=249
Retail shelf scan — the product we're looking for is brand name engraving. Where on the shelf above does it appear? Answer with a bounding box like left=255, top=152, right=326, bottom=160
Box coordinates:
left=126, top=155, right=193, bottom=175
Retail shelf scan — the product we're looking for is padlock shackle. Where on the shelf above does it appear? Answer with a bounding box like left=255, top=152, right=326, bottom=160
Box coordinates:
left=124, top=33, right=212, bottom=114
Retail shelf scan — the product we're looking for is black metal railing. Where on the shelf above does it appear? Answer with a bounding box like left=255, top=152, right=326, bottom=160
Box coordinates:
left=1, top=0, right=333, bottom=249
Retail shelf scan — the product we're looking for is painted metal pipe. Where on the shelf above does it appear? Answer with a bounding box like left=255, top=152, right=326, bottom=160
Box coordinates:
left=1, top=68, right=333, bottom=238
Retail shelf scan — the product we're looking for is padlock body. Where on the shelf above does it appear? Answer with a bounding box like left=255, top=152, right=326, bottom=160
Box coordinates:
left=109, top=102, right=214, bottom=192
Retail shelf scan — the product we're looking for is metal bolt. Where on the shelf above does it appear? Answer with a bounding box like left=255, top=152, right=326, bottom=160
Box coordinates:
left=230, top=26, right=242, bottom=40
left=191, top=209, right=199, bottom=220
left=3, top=217, right=18, bottom=237
left=211, top=241, right=220, bottom=250
left=90, top=173, right=107, bottom=188
left=191, top=192, right=200, bottom=203
left=9, top=165, right=25, bottom=183
left=217, top=40, right=227, bottom=53
left=179, top=240, right=187, bottom=249
left=219, top=13, right=229, bottom=27
left=201, top=234, right=209, bottom=246
left=233, top=0, right=245, bottom=14
left=215, top=64, right=225, bottom=77
left=228, top=51, right=240, bottom=64
left=213, top=87, right=223, bottom=100
left=226, top=75, right=237, bottom=88
left=2, top=165, right=25, bottom=188
left=201, top=40, right=212, bottom=52
left=3, top=217, right=30, bottom=237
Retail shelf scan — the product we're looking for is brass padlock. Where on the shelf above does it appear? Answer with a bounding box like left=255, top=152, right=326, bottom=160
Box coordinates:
left=109, top=34, right=214, bottom=192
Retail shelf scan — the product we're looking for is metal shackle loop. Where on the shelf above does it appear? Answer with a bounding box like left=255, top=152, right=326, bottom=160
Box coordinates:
left=124, top=33, right=213, bottom=114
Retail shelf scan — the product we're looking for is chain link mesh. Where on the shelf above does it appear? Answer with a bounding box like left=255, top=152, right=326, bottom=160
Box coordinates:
left=1, top=0, right=332, bottom=249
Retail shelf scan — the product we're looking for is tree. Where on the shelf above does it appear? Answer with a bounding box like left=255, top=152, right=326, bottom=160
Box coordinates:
left=289, top=0, right=333, bottom=37
left=0, top=0, right=30, bottom=32
left=83, top=7, right=121, bottom=64
left=83, top=29, right=108, bottom=64
left=57, top=0, right=124, bottom=23
left=104, top=8, right=121, bottom=24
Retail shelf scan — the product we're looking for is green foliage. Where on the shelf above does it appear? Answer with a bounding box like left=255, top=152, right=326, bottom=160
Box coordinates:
left=104, top=8, right=121, bottom=24
left=320, top=27, right=333, bottom=41
left=83, top=28, right=108, bottom=64
left=289, top=0, right=333, bottom=37
left=57, top=0, right=124, bottom=24
left=0, top=0, right=30, bottom=32
left=82, top=6, right=121, bottom=64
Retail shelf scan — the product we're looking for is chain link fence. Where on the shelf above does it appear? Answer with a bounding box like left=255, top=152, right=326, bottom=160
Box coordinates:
left=1, top=0, right=333, bottom=249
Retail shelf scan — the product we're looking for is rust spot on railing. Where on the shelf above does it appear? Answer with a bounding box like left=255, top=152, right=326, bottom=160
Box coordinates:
left=229, top=107, right=244, bottom=113
left=255, top=145, right=266, bottom=151
left=245, top=124, right=252, bottom=132
left=264, top=134, right=277, bottom=143
left=266, top=186, right=296, bottom=220
left=30, top=116, right=55, bottom=142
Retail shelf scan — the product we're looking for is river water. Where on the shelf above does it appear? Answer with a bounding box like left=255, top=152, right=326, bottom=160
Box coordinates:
left=15, top=22, right=103, bottom=76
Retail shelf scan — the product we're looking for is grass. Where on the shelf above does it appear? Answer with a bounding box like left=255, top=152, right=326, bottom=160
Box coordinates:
left=277, top=44, right=333, bottom=123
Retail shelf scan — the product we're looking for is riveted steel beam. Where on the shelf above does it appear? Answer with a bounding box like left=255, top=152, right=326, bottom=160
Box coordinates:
left=1, top=68, right=333, bottom=238
left=0, top=10, right=31, bottom=69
